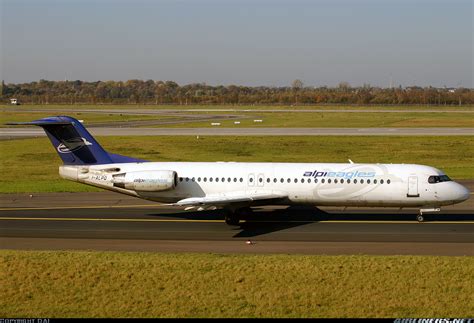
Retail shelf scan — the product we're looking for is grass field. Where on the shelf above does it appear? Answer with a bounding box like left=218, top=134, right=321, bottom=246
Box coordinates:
left=2, top=106, right=473, bottom=128
left=0, top=136, right=472, bottom=193
left=158, top=111, right=474, bottom=128
left=1, top=250, right=472, bottom=318
left=0, top=111, right=171, bottom=127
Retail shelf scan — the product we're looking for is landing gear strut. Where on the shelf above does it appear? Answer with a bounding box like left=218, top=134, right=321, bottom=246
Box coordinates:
left=417, top=208, right=440, bottom=223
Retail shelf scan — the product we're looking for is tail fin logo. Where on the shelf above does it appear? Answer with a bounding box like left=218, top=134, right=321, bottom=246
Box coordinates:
left=57, top=137, right=93, bottom=153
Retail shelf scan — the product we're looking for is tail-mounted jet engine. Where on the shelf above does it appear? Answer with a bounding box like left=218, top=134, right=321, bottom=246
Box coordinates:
left=113, top=170, right=178, bottom=192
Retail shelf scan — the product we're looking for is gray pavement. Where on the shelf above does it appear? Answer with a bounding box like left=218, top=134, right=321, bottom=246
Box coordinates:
left=2, top=127, right=473, bottom=138
left=1, top=181, right=472, bottom=256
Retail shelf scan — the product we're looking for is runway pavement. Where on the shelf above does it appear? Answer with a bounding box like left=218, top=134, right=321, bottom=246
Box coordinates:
left=1, top=181, right=473, bottom=255
left=2, top=127, right=473, bottom=138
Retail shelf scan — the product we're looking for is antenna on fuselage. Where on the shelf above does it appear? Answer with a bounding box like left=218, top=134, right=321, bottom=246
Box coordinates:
left=348, top=159, right=354, bottom=164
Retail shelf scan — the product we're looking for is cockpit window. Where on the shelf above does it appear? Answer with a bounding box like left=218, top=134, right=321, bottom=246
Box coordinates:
left=428, top=175, right=451, bottom=184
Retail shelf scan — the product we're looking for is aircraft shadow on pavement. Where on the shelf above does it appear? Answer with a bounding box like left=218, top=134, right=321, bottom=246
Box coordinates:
left=147, top=206, right=473, bottom=238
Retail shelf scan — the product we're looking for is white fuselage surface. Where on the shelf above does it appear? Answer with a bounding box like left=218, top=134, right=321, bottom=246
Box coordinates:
left=60, top=161, right=469, bottom=208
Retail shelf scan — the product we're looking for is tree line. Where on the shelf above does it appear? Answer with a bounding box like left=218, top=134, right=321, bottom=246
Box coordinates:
left=1, top=79, right=473, bottom=105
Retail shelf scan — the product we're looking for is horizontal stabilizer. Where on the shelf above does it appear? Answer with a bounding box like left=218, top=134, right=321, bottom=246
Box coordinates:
left=6, top=120, right=72, bottom=126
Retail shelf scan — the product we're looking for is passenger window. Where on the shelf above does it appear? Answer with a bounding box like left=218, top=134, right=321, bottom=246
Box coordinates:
left=250, top=178, right=254, bottom=182
left=216, top=178, right=219, bottom=182
left=360, top=179, right=364, bottom=184
left=259, top=178, right=263, bottom=183
left=240, top=178, right=243, bottom=182
left=287, top=178, right=291, bottom=183
left=387, top=179, right=391, bottom=184
left=204, top=177, right=207, bottom=182
left=301, top=179, right=304, bottom=183
left=315, top=179, right=318, bottom=183
left=280, top=178, right=284, bottom=183
left=321, top=179, right=325, bottom=183
left=308, top=179, right=312, bottom=183
left=228, top=178, right=231, bottom=182
left=179, top=177, right=183, bottom=182
left=222, top=177, right=225, bottom=182
left=380, top=179, right=384, bottom=184
left=328, top=179, right=332, bottom=184
left=234, top=178, right=237, bottom=182
left=198, top=177, right=201, bottom=182
left=294, top=179, right=298, bottom=183
left=334, top=179, right=338, bottom=184
left=347, top=179, right=350, bottom=183
left=209, top=177, right=213, bottom=182
left=274, top=178, right=277, bottom=183
left=354, top=179, right=357, bottom=184
left=367, top=179, right=370, bottom=184
left=341, top=179, right=344, bottom=184
left=374, top=179, right=377, bottom=184
left=186, top=177, right=189, bottom=182
left=192, top=177, right=195, bottom=182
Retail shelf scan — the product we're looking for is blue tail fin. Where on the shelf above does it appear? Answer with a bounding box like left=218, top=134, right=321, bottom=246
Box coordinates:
left=8, top=116, right=145, bottom=165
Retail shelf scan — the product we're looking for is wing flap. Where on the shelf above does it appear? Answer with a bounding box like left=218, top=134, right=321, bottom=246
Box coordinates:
left=176, top=192, right=287, bottom=207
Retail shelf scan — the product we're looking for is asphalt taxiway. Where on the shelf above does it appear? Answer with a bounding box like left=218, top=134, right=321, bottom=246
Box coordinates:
left=1, top=182, right=472, bottom=256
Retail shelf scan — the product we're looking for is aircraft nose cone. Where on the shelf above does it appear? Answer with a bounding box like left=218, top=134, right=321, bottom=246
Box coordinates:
left=455, top=183, right=470, bottom=202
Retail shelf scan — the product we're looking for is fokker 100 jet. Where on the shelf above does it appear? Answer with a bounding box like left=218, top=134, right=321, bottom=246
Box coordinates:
left=10, top=116, right=470, bottom=225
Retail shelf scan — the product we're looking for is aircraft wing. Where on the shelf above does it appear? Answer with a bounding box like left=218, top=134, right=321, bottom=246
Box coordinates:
left=175, top=191, right=288, bottom=208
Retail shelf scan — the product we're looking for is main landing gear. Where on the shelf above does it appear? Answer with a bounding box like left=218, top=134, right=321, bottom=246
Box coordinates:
left=225, top=214, right=240, bottom=226
left=224, top=207, right=253, bottom=226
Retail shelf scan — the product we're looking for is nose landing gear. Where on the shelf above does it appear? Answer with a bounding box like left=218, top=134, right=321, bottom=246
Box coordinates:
left=417, top=208, right=441, bottom=223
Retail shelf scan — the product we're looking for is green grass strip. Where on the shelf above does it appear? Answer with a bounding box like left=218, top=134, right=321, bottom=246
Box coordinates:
left=0, top=136, right=472, bottom=193
left=1, top=250, right=473, bottom=317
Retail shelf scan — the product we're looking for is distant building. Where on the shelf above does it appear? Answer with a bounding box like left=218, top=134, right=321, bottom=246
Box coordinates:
left=10, top=98, right=20, bottom=105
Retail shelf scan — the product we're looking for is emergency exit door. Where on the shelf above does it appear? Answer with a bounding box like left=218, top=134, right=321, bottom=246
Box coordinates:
left=248, top=173, right=255, bottom=187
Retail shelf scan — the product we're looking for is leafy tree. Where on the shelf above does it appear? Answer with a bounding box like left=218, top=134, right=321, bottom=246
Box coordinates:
left=1, top=79, right=472, bottom=105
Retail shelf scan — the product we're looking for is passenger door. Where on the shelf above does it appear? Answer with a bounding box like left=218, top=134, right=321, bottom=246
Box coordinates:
left=407, top=176, right=420, bottom=197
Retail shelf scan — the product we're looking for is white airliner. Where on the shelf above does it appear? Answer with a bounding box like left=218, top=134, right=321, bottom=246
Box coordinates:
left=10, top=116, right=470, bottom=225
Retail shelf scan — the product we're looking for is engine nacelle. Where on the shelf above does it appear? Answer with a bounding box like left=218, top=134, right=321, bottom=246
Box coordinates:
left=113, top=170, right=178, bottom=192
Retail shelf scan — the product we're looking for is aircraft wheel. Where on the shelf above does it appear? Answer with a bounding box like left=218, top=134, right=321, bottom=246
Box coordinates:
left=225, top=214, right=240, bottom=226
left=416, top=214, right=424, bottom=222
